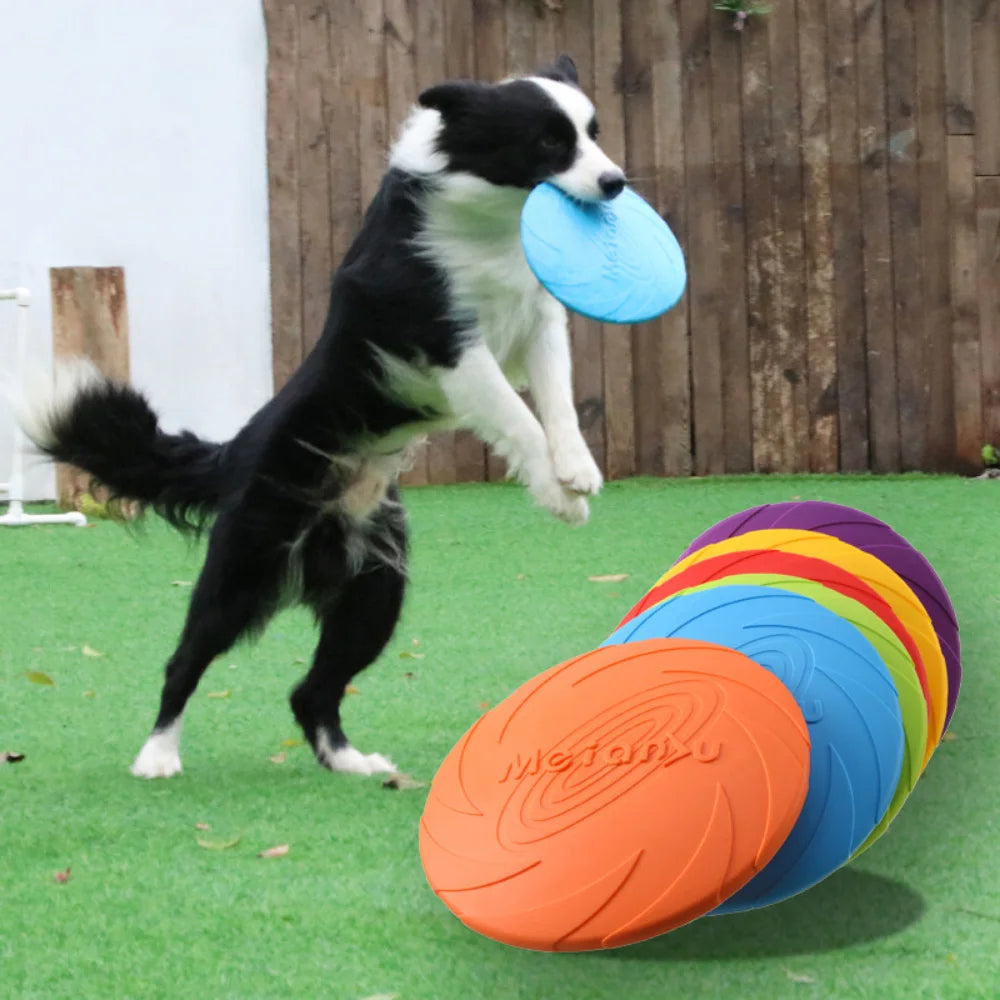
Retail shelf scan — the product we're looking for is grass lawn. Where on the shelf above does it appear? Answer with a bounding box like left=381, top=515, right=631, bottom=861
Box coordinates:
left=2, top=475, right=997, bottom=1000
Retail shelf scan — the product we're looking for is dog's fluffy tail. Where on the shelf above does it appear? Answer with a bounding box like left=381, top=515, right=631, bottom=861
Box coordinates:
left=14, top=359, right=227, bottom=533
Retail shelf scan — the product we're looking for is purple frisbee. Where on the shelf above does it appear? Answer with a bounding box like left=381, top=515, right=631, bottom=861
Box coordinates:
left=677, top=501, right=961, bottom=729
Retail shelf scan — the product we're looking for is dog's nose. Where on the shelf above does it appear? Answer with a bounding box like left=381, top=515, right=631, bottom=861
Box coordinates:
left=598, top=171, right=626, bottom=199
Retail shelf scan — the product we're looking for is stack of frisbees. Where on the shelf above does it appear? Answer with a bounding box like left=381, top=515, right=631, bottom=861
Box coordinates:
left=419, top=501, right=959, bottom=952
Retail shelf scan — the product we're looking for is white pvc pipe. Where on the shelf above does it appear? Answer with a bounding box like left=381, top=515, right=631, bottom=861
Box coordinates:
left=1, top=286, right=87, bottom=527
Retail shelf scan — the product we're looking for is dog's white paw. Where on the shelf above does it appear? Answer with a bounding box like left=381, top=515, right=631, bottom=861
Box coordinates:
left=131, top=729, right=183, bottom=779
left=550, top=433, right=603, bottom=496
left=531, top=471, right=591, bottom=525
left=316, top=733, right=397, bottom=775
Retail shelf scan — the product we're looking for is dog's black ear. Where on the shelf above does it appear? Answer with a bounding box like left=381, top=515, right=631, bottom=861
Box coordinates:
left=418, top=81, right=477, bottom=116
left=535, top=53, right=579, bottom=86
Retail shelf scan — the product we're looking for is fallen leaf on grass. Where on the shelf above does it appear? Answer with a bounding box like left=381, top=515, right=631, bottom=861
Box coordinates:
left=81, top=644, right=104, bottom=658
left=383, top=772, right=425, bottom=791
left=784, top=969, right=817, bottom=984
left=258, top=844, right=290, bottom=859
left=206, top=689, right=231, bottom=699
left=25, top=670, right=55, bottom=686
left=941, top=731, right=958, bottom=742
left=2, top=751, right=25, bottom=765
left=281, top=738, right=303, bottom=748
left=82, top=690, right=96, bottom=698
left=359, top=994, right=399, bottom=1000
left=478, top=701, right=490, bottom=710
left=196, top=833, right=242, bottom=851
left=269, top=752, right=287, bottom=765
left=171, top=580, right=193, bottom=588
left=588, top=573, right=630, bottom=583
left=345, top=684, right=361, bottom=695
left=194, top=822, right=211, bottom=831
left=399, top=650, right=425, bottom=661
left=403, top=671, right=415, bottom=680
left=53, top=867, right=71, bottom=884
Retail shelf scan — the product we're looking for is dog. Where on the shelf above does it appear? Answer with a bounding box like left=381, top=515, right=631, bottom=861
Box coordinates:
left=16, top=54, right=625, bottom=779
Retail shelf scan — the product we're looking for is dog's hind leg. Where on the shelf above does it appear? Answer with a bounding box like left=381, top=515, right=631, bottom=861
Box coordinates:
left=131, top=516, right=285, bottom=778
left=291, top=507, right=407, bottom=775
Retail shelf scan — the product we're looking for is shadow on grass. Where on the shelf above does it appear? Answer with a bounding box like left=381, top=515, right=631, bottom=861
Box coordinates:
left=604, top=868, right=925, bottom=960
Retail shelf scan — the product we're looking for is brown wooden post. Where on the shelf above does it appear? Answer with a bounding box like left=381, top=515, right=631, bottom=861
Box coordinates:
left=49, top=266, right=130, bottom=509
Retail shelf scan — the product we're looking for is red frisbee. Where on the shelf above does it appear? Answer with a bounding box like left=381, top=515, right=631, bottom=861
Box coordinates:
left=619, top=548, right=933, bottom=731
left=420, top=639, right=810, bottom=951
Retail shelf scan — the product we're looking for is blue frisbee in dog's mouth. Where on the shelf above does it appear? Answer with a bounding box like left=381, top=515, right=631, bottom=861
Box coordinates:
left=520, top=183, right=687, bottom=324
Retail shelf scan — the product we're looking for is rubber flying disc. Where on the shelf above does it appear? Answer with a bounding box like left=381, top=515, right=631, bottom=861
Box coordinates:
left=420, top=639, right=810, bottom=951
left=619, top=547, right=935, bottom=761
left=657, top=529, right=948, bottom=763
left=520, top=183, right=686, bottom=324
left=603, top=587, right=905, bottom=911
left=669, top=574, right=927, bottom=856
left=678, top=501, right=961, bottom=729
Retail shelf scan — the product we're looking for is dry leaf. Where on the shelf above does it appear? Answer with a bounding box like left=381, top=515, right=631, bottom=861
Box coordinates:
left=345, top=684, right=361, bottom=695
left=207, top=689, right=231, bottom=699
left=258, top=843, right=290, bottom=859
left=399, top=650, right=425, bottom=660
left=515, top=573, right=526, bottom=580
left=82, top=690, right=96, bottom=698
left=53, top=867, right=72, bottom=884
left=293, top=657, right=307, bottom=665
left=269, top=752, right=288, bottom=764
left=785, top=970, right=817, bottom=985
left=194, top=822, right=211, bottom=831
left=25, top=670, right=55, bottom=686
left=171, top=580, right=193, bottom=587
left=941, top=731, right=958, bottom=742
left=281, top=738, right=303, bottom=748
left=2, top=751, right=25, bottom=765
left=411, top=638, right=421, bottom=646
left=588, top=573, right=630, bottom=583
left=403, top=671, right=415, bottom=680
left=478, top=701, right=490, bottom=710
left=81, top=644, right=104, bottom=658
left=196, top=833, right=242, bottom=850
left=383, top=772, right=425, bottom=791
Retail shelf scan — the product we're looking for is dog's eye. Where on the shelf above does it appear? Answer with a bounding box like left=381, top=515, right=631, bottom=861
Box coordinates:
left=587, top=118, right=600, bottom=140
left=540, top=133, right=565, bottom=151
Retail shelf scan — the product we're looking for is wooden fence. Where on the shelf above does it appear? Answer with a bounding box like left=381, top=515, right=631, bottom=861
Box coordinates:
left=263, top=0, right=1000, bottom=481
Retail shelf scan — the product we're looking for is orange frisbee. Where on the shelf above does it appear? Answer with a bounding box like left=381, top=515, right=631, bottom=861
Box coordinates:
left=420, top=639, right=810, bottom=951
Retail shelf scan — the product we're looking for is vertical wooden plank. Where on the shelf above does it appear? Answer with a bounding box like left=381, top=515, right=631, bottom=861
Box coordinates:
left=351, top=0, right=388, bottom=215
left=679, top=0, right=724, bottom=476
left=827, top=0, right=869, bottom=471
left=622, top=0, right=690, bottom=477
left=444, top=0, right=488, bottom=482
left=472, top=0, right=506, bottom=82
left=263, top=0, right=302, bottom=392
left=855, top=0, right=899, bottom=472
left=797, top=0, right=838, bottom=472
left=944, top=0, right=975, bottom=134
left=297, top=2, right=333, bottom=357
left=978, top=177, right=1000, bottom=449
left=949, top=135, right=982, bottom=471
left=768, top=1, right=809, bottom=471
left=741, top=13, right=782, bottom=472
left=710, top=10, right=750, bottom=474
left=915, top=0, right=955, bottom=469
left=593, top=0, right=635, bottom=479
left=884, top=0, right=924, bottom=470
left=50, top=267, right=130, bottom=508
left=973, top=0, right=1000, bottom=174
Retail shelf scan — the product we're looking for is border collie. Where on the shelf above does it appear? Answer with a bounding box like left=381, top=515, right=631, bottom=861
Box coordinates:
left=16, top=54, right=625, bottom=779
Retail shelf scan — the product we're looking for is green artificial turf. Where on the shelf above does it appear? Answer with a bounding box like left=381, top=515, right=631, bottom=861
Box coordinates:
left=2, top=475, right=998, bottom=999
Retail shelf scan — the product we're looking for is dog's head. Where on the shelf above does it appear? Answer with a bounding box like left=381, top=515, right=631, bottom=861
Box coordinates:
left=391, top=55, right=625, bottom=203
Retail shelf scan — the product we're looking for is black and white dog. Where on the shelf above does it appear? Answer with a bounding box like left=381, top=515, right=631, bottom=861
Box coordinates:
left=17, top=55, right=625, bottom=779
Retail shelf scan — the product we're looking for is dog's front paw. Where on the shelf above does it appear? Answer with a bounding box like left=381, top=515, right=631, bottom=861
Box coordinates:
left=550, top=433, right=603, bottom=496
left=531, top=472, right=591, bottom=525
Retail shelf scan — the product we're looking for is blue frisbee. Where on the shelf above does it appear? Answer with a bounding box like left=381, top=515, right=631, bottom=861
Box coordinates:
left=602, top=585, right=905, bottom=912
left=520, top=183, right=686, bottom=324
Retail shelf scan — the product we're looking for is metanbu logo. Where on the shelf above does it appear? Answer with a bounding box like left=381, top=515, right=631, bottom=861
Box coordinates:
left=499, top=735, right=722, bottom=783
